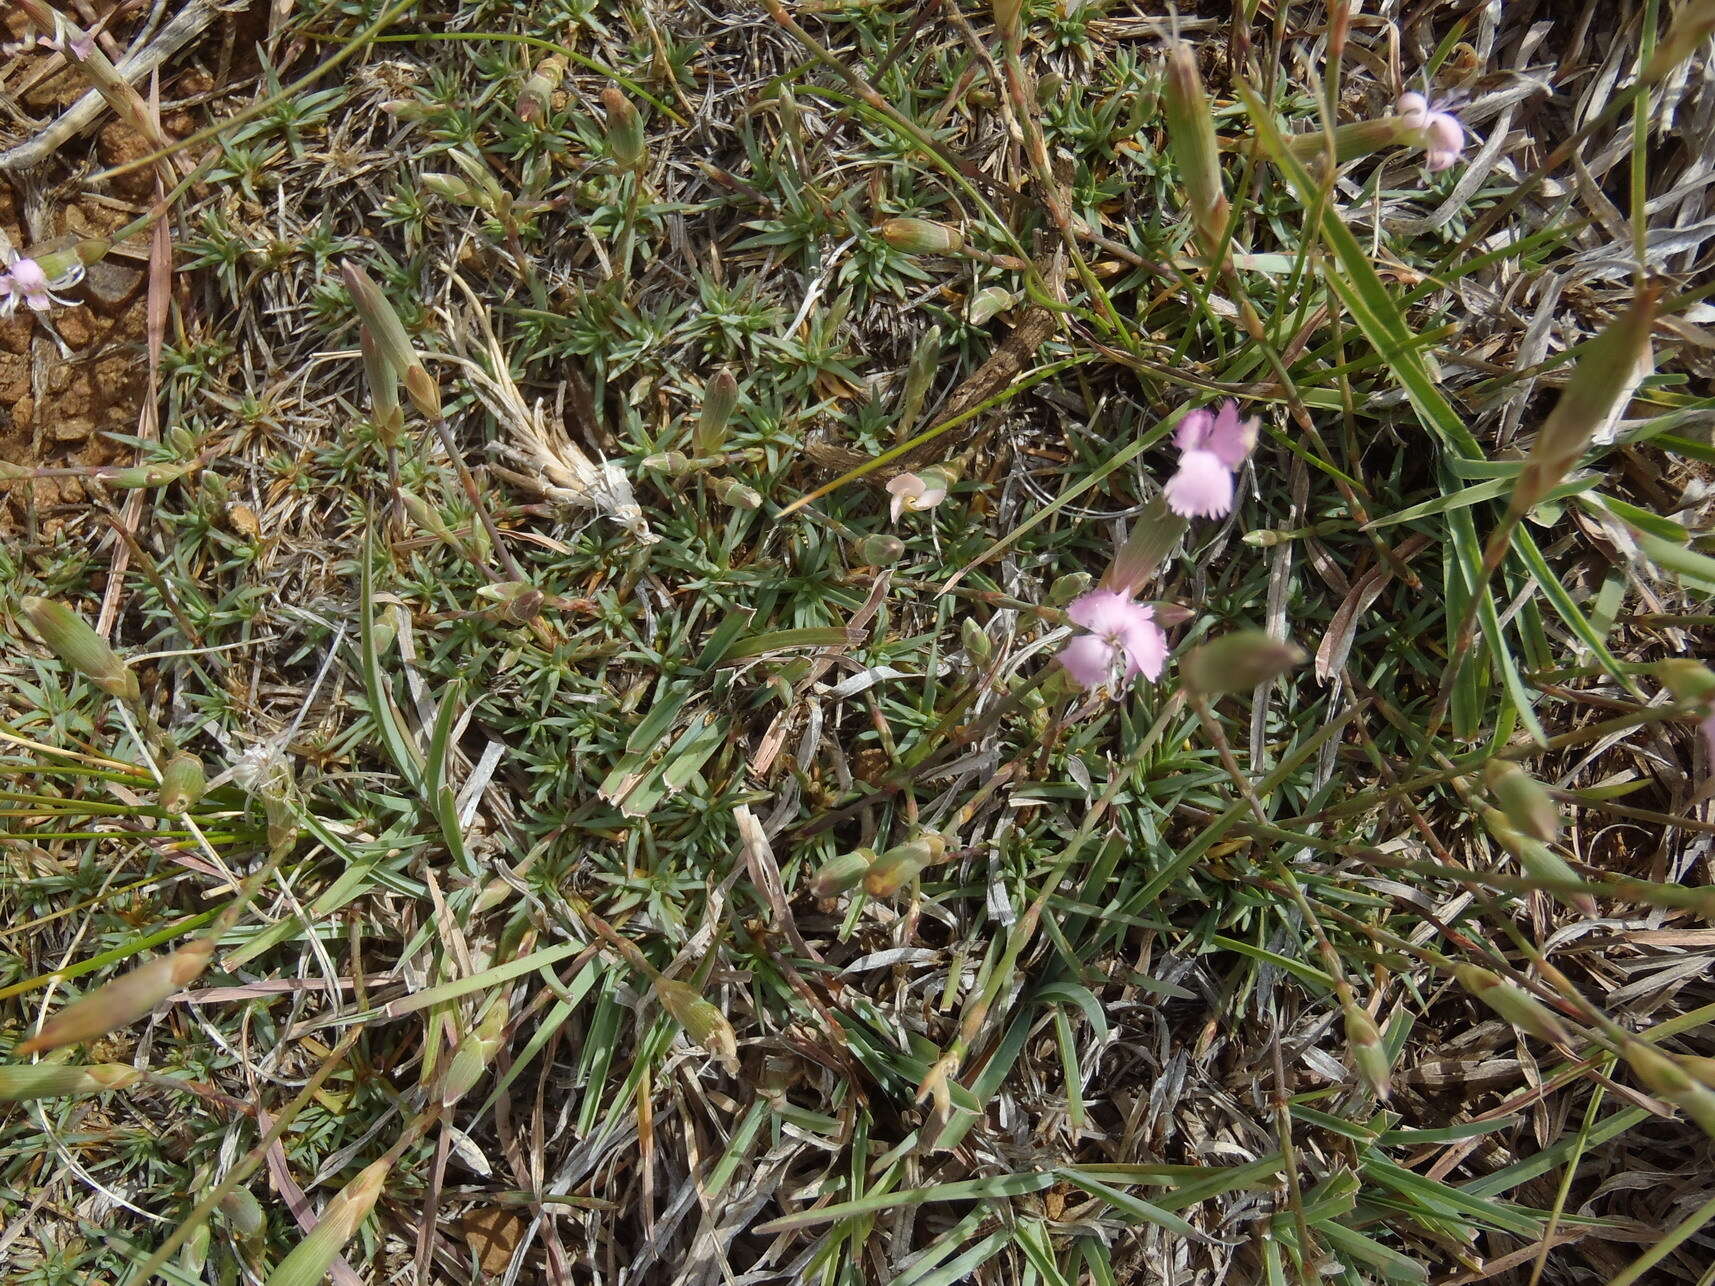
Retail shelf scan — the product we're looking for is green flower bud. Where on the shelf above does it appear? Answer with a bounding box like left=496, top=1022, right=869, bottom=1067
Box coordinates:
left=1049, top=572, right=1093, bottom=606
left=961, top=616, right=994, bottom=664
left=420, top=172, right=482, bottom=205
left=475, top=580, right=544, bottom=624
left=879, top=218, right=964, bottom=256
left=1479, top=807, right=1597, bottom=916
left=1655, top=659, right=1715, bottom=705
left=1163, top=44, right=1229, bottom=260
left=359, top=326, right=403, bottom=444
left=517, top=54, right=567, bottom=124
left=265, top=1159, right=389, bottom=1286
left=403, top=362, right=442, bottom=421
left=1183, top=630, right=1305, bottom=694
left=696, top=370, right=740, bottom=457
left=643, top=451, right=692, bottom=476
left=601, top=89, right=647, bottom=171
left=18, top=938, right=213, bottom=1056
left=1340, top=992, right=1391, bottom=1100
left=1483, top=760, right=1560, bottom=844
left=0, top=1063, right=142, bottom=1103
left=810, top=849, right=874, bottom=899
left=1621, top=1039, right=1715, bottom=1139
left=20, top=596, right=140, bottom=704
left=440, top=998, right=507, bottom=1107
left=342, top=263, right=418, bottom=383
left=864, top=833, right=947, bottom=898
left=653, top=978, right=739, bottom=1073
left=160, top=752, right=206, bottom=813
left=708, top=475, right=762, bottom=510
left=104, top=461, right=196, bottom=489
left=218, top=1187, right=267, bottom=1244
left=1513, top=284, right=1661, bottom=514
left=968, top=286, right=1015, bottom=324
left=1454, top=965, right=1570, bottom=1045
left=854, top=533, right=906, bottom=566
left=991, top=0, right=1023, bottom=43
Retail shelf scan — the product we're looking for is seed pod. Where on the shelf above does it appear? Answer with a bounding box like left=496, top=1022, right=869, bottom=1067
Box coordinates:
left=601, top=89, right=647, bottom=172
left=1183, top=630, right=1305, bottom=694
left=707, top=476, right=762, bottom=510
left=517, top=54, right=567, bottom=124
left=1453, top=965, right=1570, bottom=1045
left=18, top=938, right=214, bottom=1056
left=0, top=1063, right=142, bottom=1103
left=1483, top=760, right=1560, bottom=844
left=1655, top=659, right=1715, bottom=705
left=1513, top=284, right=1661, bottom=514
left=1340, top=991, right=1392, bottom=1100
left=19, top=596, right=140, bottom=705
left=1162, top=44, right=1229, bottom=260
left=810, top=849, right=874, bottom=898
left=879, top=218, right=964, bottom=256
left=853, top=533, right=905, bottom=567
left=653, top=977, right=739, bottom=1073
left=1479, top=807, right=1597, bottom=917
left=159, top=752, right=206, bottom=813
left=440, top=998, right=507, bottom=1107
left=265, top=1158, right=390, bottom=1286
left=696, top=370, right=740, bottom=457
left=865, top=833, right=947, bottom=898
left=1620, top=1039, right=1715, bottom=1138
left=1036, top=72, right=1064, bottom=106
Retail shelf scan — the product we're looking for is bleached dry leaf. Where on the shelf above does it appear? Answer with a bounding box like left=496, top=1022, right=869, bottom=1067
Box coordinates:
left=445, top=275, right=657, bottom=545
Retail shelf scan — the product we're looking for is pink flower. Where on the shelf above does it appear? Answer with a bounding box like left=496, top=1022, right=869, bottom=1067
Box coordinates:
left=0, top=255, right=81, bottom=318
left=1163, top=400, right=1256, bottom=519
left=1058, top=590, right=1167, bottom=691
left=1397, top=92, right=1465, bottom=173
left=886, top=470, right=949, bottom=522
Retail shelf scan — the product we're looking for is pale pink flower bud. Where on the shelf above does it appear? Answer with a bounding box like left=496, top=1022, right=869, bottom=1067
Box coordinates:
left=886, top=471, right=949, bottom=522
left=1395, top=92, right=1430, bottom=130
